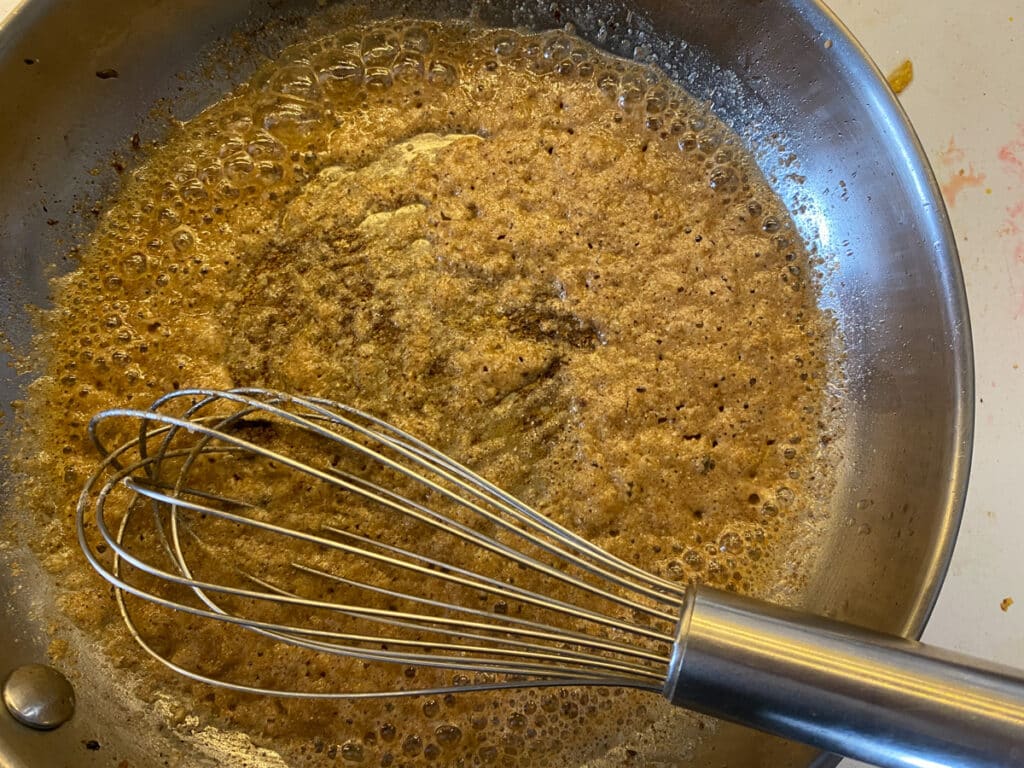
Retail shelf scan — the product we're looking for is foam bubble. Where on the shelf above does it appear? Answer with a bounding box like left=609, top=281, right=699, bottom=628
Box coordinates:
left=427, top=60, right=458, bottom=86
left=402, top=24, right=434, bottom=55
left=362, top=29, right=401, bottom=68
left=270, top=64, right=320, bottom=100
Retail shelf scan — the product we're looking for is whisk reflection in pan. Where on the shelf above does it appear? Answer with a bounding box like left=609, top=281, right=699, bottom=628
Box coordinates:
left=77, top=388, right=1024, bottom=768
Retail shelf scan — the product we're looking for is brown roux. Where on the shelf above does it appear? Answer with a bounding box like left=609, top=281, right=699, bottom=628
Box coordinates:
left=14, top=19, right=837, bottom=767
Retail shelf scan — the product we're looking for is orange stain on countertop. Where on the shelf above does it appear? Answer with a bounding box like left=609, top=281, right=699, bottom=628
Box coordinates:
left=999, top=126, right=1024, bottom=319
left=943, top=167, right=987, bottom=207
left=938, top=139, right=964, bottom=165
left=937, top=138, right=986, bottom=207
left=999, top=125, right=1024, bottom=271
left=999, top=125, right=1024, bottom=182
left=1003, top=200, right=1024, bottom=263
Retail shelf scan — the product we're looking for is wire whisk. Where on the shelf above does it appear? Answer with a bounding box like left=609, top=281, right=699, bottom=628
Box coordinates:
left=78, top=387, right=685, bottom=699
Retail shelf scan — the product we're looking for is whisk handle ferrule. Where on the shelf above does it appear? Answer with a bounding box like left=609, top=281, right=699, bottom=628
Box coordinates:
left=663, top=585, right=1024, bottom=768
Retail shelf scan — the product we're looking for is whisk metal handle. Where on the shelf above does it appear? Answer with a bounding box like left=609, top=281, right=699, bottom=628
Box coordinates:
left=663, top=586, right=1024, bottom=768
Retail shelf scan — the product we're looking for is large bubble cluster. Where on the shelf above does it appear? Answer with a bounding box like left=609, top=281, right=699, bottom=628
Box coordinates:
left=109, top=21, right=771, bottom=269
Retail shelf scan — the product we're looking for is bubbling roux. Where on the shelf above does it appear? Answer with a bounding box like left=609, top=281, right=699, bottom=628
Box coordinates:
left=16, top=18, right=838, bottom=768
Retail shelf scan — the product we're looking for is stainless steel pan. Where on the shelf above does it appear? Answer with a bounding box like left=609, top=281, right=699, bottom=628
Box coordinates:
left=0, top=1, right=972, bottom=766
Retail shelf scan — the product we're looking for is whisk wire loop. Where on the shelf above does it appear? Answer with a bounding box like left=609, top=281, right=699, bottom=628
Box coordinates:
left=77, top=388, right=683, bottom=698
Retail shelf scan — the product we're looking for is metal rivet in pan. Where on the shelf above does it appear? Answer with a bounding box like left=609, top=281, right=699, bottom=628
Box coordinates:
left=2, top=664, right=76, bottom=730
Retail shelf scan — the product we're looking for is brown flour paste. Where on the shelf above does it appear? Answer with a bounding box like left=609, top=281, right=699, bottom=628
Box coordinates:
left=15, top=18, right=837, bottom=768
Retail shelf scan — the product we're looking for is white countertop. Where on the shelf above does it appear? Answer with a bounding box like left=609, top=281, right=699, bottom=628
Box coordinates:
left=825, top=0, right=1024, bottom=764
left=829, top=0, right=1023, bottom=651
left=1, top=0, right=1020, bottom=766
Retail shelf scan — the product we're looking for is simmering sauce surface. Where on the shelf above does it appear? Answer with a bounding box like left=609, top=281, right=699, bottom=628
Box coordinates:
left=16, top=18, right=838, bottom=767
